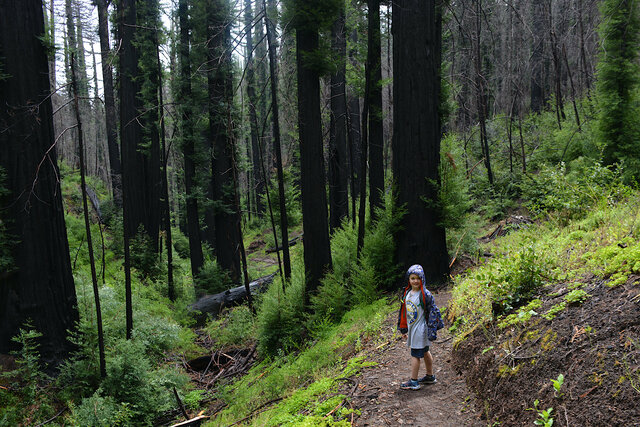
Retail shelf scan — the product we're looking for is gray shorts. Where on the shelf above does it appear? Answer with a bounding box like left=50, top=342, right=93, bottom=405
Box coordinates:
left=410, top=345, right=430, bottom=358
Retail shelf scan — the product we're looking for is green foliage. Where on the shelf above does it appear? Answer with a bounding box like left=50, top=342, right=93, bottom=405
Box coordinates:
left=543, top=302, right=567, bottom=320
left=194, top=259, right=234, bottom=295
left=439, top=134, right=473, bottom=229
left=172, top=228, right=190, bottom=259
left=596, top=0, right=640, bottom=181
left=256, top=263, right=307, bottom=356
left=528, top=399, right=554, bottom=427
left=520, top=160, right=630, bottom=223
left=360, top=191, right=405, bottom=291
left=309, top=192, right=403, bottom=330
left=99, top=338, right=189, bottom=424
left=70, top=393, right=134, bottom=427
left=261, top=169, right=303, bottom=231
left=497, top=299, right=542, bottom=329
left=0, top=325, right=53, bottom=425
left=206, top=305, right=256, bottom=349
left=130, top=226, right=165, bottom=280
left=551, top=373, right=565, bottom=397
left=491, top=246, right=551, bottom=316
left=564, top=289, right=590, bottom=305
left=215, top=300, right=390, bottom=425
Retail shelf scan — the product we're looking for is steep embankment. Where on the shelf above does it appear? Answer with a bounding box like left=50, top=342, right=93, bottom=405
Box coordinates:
left=448, top=203, right=640, bottom=426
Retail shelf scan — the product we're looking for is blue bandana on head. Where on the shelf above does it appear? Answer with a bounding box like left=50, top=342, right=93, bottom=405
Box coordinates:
left=406, top=264, right=426, bottom=286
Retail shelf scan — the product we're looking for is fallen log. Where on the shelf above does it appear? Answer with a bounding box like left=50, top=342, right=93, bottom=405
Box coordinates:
left=265, top=236, right=301, bottom=254
left=189, top=273, right=275, bottom=324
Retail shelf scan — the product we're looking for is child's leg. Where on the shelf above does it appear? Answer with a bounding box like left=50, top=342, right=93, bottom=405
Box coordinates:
left=423, top=350, right=433, bottom=376
left=410, top=356, right=421, bottom=379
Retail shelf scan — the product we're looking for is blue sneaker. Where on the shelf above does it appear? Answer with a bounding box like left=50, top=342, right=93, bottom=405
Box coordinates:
left=418, top=374, right=437, bottom=384
left=400, top=379, right=422, bottom=390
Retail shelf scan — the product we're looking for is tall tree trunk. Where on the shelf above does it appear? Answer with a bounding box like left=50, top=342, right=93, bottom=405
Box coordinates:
left=70, top=52, right=106, bottom=378
left=178, top=0, right=204, bottom=279
left=245, top=0, right=265, bottom=218
left=135, top=0, right=162, bottom=253
left=295, top=14, right=332, bottom=303
left=392, top=0, right=449, bottom=282
left=96, top=0, right=122, bottom=207
left=0, top=0, right=79, bottom=366
left=118, top=0, right=140, bottom=338
left=264, top=0, right=291, bottom=279
left=328, top=7, right=349, bottom=231
left=367, top=0, right=384, bottom=221
left=208, top=0, right=241, bottom=282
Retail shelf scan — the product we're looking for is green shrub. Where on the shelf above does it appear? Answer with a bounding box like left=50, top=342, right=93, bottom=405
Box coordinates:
left=256, top=264, right=306, bottom=356
left=207, top=305, right=256, bottom=348
left=98, top=339, right=188, bottom=424
left=0, top=325, right=53, bottom=425
left=261, top=169, right=302, bottom=228
left=195, top=259, right=234, bottom=295
left=360, top=190, right=404, bottom=291
left=492, top=246, right=551, bottom=316
left=130, top=226, right=165, bottom=280
left=132, top=315, right=182, bottom=357
left=520, top=160, right=630, bottom=222
left=172, top=228, right=190, bottom=259
left=439, top=134, right=473, bottom=229
left=70, top=393, right=133, bottom=427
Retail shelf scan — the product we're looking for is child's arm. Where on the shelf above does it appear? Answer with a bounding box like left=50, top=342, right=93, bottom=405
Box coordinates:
left=397, top=299, right=408, bottom=335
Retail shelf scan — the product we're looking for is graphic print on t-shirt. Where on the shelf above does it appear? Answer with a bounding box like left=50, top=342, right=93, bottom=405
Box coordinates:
left=406, top=299, right=418, bottom=325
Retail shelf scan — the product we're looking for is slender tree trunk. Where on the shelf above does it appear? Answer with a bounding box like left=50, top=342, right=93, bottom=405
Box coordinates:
left=347, top=11, right=361, bottom=220
left=296, top=18, right=332, bottom=303
left=531, top=1, right=545, bottom=113
left=157, top=37, right=174, bottom=301
left=0, top=0, right=79, bottom=366
left=549, top=10, right=566, bottom=128
left=328, top=7, right=349, bottom=231
left=562, top=43, right=581, bottom=129
left=178, top=0, right=204, bottom=279
left=96, top=0, right=122, bottom=207
left=357, top=60, right=370, bottom=257
left=473, top=0, right=493, bottom=186
left=70, top=52, right=106, bottom=378
left=367, top=0, right=384, bottom=221
left=392, top=0, right=449, bottom=282
left=264, top=0, right=291, bottom=279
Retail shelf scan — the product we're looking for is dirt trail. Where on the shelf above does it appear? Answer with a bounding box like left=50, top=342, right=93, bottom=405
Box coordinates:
left=347, top=291, right=482, bottom=426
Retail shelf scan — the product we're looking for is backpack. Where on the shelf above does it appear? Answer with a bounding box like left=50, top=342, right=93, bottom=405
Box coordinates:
left=427, top=298, right=445, bottom=342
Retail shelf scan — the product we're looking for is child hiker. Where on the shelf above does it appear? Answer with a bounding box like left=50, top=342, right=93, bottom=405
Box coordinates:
left=397, top=264, right=444, bottom=390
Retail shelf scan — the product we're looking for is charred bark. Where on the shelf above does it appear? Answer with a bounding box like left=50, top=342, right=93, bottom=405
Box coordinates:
left=392, top=0, right=449, bottom=283
left=0, top=0, right=79, bottom=366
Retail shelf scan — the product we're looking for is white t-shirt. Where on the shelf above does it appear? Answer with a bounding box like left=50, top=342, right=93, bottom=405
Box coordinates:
left=405, top=289, right=430, bottom=349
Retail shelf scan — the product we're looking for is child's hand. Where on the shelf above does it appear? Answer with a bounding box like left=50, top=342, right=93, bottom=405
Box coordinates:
left=402, top=333, right=407, bottom=340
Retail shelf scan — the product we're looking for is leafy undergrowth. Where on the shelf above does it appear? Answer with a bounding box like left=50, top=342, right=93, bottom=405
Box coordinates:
left=448, top=193, right=640, bottom=426
left=207, top=298, right=394, bottom=426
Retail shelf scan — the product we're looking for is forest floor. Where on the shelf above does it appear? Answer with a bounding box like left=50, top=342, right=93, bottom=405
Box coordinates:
left=337, top=290, right=483, bottom=427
